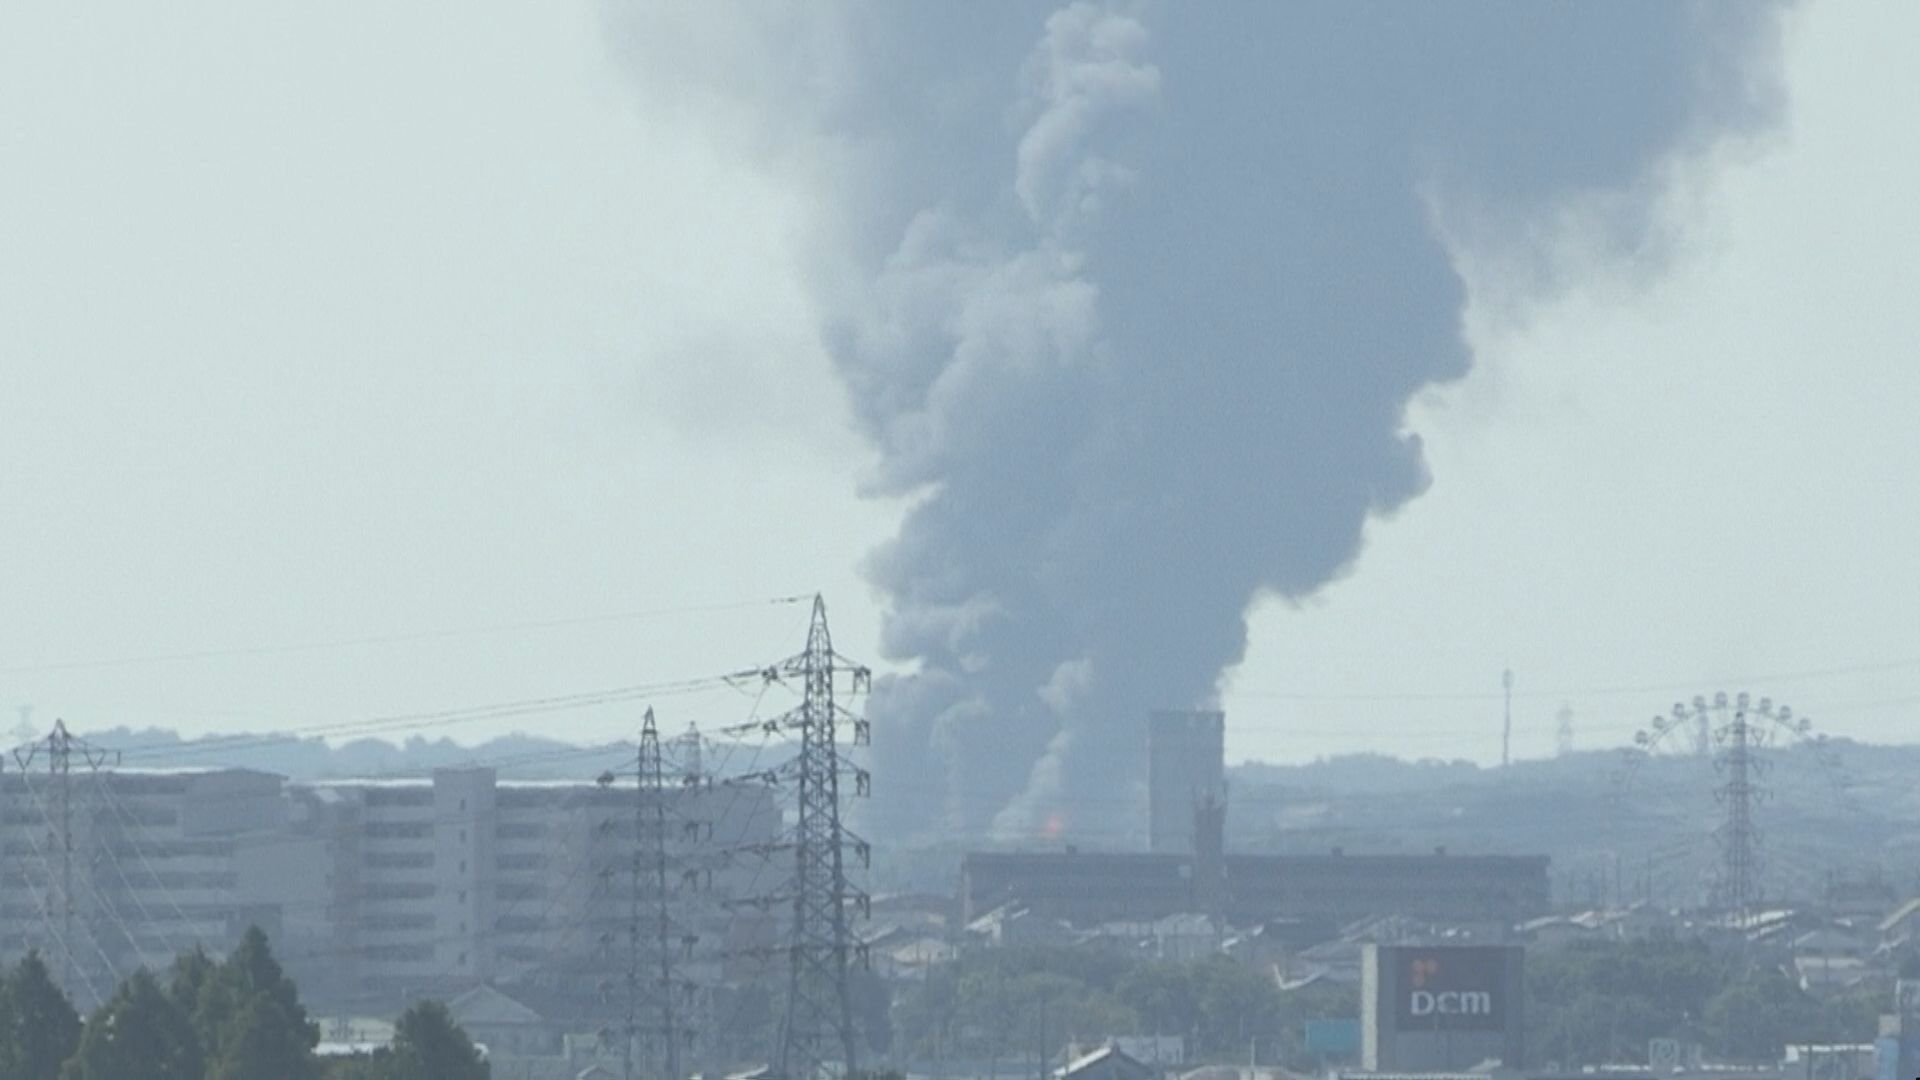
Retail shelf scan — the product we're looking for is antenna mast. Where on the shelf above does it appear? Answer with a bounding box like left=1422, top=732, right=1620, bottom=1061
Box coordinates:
left=1501, top=668, right=1514, bottom=767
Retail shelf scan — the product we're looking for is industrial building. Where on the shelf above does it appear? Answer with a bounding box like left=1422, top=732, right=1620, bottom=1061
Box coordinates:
left=962, top=708, right=1552, bottom=930
left=0, top=763, right=779, bottom=1011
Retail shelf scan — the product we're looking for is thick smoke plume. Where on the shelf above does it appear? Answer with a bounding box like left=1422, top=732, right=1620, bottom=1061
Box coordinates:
left=608, top=2, right=1789, bottom=842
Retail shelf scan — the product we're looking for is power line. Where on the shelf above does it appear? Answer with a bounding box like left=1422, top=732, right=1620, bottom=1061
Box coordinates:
left=0, top=594, right=811, bottom=676
left=1227, top=655, right=1920, bottom=703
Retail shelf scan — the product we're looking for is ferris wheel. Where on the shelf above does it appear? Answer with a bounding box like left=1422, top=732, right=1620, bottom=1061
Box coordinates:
left=1614, top=691, right=1848, bottom=919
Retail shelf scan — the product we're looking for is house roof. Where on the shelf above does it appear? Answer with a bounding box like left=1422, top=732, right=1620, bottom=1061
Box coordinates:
left=1793, top=927, right=1865, bottom=951
left=1793, top=955, right=1868, bottom=975
left=966, top=903, right=1024, bottom=933
left=1060, top=1044, right=1153, bottom=1079
left=1276, top=969, right=1330, bottom=992
left=448, top=984, right=546, bottom=1027
left=1879, top=898, right=1920, bottom=933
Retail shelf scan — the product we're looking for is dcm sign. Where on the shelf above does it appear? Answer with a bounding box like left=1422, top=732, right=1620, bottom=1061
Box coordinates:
left=1410, top=988, right=1494, bottom=1017
left=1393, top=948, right=1508, bottom=1031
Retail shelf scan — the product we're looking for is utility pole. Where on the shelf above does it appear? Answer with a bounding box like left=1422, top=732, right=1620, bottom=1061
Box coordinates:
left=1036, top=998, right=1049, bottom=1080
left=773, top=596, right=872, bottom=1080
left=644, top=709, right=682, bottom=1080
left=1555, top=704, right=1574, bottom=758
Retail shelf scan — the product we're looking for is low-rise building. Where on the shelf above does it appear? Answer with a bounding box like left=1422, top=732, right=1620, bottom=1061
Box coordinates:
left=961, top=851, right=1551, bottom=928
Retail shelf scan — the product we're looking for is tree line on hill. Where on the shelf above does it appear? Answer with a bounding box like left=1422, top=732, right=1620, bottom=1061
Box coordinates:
left=1529, top=938, right=1888, bottom=1066
left=0, top=928, right=487, bottom=1080
left=890, top=947, right=1355, bottom=1067
left=890, top=939, right=1897, bottom=1070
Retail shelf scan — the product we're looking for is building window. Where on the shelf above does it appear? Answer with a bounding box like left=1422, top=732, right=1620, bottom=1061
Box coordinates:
left=362, top=944, right=433, bottom=962
left=364, top=852, right=434, bottom=870
left=364, top=822, right=431, bottom=840
left=364, top=788, right=432, bottom=808
left=363, top=882, right=436, bottom=901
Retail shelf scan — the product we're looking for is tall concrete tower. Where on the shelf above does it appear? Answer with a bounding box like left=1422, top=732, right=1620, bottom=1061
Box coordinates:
left=1148, top=709, right=1226, bottom=855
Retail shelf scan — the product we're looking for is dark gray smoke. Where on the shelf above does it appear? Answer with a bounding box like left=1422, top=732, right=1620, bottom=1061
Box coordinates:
left=607, top=2, right=1789, bottom=842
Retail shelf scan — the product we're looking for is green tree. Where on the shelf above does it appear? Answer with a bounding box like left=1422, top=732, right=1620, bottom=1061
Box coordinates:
left=0, top=952, right=82, bottom=1080
left=1703, top=969, right=1825, bottom=1062
left=386, top=1000, right=489, bottom=1080
left=59, top=969, right=202, bottom=1080
left=212, top=991, right=323, bottom=1080
left=197, top=926, right=320, bottom=1080
left=1193, top=958, right=1283, bottom=1055
left=167, top=946, right=216, bottom=1020
left=1818, top=985, right=1883, bottom=1045
left=1527, top=938, right=1727, bottom=1068
left=1116, top=963, right=1200, bottom=1040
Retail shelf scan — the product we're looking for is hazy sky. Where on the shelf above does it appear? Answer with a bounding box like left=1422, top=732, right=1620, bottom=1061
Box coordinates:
left=2, top=1, right=1915, bottom=766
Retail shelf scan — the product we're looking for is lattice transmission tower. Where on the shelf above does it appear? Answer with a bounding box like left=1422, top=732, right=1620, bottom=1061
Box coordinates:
left=595, top=707, right=712, bottom=1080
left=621, top=707, right=689, bottom=1080
left=1715, top=699, right=1759, bottom=919
left=769, top=595, right=871, bottom=1080
left=7, top=720, right=117, bottom=1001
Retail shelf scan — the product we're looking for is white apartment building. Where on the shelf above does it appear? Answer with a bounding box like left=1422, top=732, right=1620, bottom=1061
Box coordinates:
left=0, top=764, right=783, bottom=1015
left=304, top=767, right=780, bottom=1004
left=0, top=766, right=295, bottom=1008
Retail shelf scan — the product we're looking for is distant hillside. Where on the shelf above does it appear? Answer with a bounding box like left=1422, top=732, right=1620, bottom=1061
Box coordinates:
left=66, top=724, right=784, bottom=784
left=66, top=725, right=638, bottom=780
left=1227, top=740, right=1920, bottom=911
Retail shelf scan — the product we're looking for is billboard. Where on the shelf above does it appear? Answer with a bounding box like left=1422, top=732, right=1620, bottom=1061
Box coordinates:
left=1392, top=947, right=1509, bottom=1031
left=1306, top=1019, right=1361, bottom=1060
